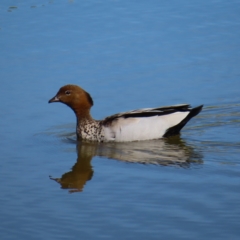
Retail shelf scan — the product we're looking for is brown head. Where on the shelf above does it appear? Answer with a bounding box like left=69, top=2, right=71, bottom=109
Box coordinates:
left=48, top=84, right=94, bottom=119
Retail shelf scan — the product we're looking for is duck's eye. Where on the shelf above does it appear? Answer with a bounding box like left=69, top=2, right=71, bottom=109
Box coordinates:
left=65, top=90, right=71, bottom=95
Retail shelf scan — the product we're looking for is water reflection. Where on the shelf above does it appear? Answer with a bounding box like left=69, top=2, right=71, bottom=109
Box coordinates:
left=50, top=137, right=203, bottom=193
left=50, top=142, right=94, bottom=193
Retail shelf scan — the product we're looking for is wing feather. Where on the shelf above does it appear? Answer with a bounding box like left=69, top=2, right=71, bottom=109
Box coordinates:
left=103, top=104, right=191, bottom=125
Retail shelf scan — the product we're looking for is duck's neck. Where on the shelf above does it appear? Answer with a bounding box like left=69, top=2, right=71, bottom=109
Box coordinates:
left=72, top=107, right=95, bottom=125
left=72, top=107, right=102, bottom=141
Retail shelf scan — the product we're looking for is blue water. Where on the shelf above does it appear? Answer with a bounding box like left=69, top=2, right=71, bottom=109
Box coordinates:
left=0, top=0, right=240, bottom=239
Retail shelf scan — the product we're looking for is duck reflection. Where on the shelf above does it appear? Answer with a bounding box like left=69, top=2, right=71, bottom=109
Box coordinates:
left=50, top=136, right=203, bottom=193
left=50, top=142, right=95, bottom=193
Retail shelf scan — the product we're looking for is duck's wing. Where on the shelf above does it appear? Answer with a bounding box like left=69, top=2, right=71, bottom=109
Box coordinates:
left=103, top=104, right=193, bottom=124
left=102, top=104, right=203, bottom=141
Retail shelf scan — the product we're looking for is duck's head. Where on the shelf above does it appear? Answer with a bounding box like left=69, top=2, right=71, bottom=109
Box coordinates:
left=48, top=84, right=93, bottom=113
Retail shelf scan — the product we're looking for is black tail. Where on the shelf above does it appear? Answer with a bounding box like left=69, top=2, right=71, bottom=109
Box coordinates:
left=163, top=105, right=203, bottom=138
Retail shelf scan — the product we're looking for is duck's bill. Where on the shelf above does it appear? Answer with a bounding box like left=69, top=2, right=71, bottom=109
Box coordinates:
left=48, top=96, right=60, bottom=103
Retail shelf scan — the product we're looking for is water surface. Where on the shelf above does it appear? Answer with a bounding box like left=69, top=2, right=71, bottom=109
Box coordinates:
left=0, top=0, right=240, bottom=239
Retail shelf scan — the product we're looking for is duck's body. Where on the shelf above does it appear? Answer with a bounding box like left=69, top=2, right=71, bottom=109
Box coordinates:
left=49, top=85, right=203, bottom=142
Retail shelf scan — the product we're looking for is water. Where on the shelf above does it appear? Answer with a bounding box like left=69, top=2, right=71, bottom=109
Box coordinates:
left=0, top=0, right=240, bottom=239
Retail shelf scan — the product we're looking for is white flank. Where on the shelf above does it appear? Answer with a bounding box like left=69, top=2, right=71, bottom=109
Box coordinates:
left=103, top=111, right=189, bottom=142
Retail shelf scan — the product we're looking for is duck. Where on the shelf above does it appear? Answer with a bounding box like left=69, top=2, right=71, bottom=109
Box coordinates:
left=48, top=84, right=203, bottom=142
